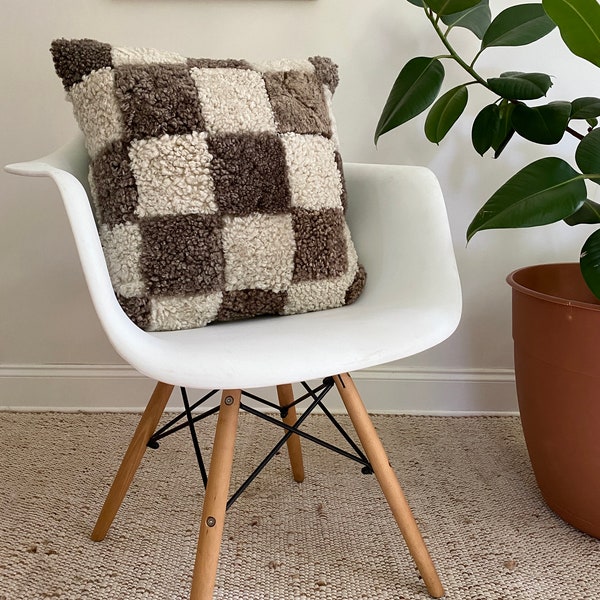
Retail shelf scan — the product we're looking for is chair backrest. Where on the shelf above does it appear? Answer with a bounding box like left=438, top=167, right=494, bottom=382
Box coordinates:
left=343, top=161, right=460, bottom=308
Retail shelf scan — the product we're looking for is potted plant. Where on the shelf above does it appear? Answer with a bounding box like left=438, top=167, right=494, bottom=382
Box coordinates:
left=375, top=0, right=600, bottom=538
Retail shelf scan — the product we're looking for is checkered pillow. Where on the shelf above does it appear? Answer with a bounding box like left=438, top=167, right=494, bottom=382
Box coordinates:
left=50, top=38, right=366, bottom=331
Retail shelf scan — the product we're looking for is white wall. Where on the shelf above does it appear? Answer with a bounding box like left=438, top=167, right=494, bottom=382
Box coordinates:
left=1, top=0, right=597, bottom=412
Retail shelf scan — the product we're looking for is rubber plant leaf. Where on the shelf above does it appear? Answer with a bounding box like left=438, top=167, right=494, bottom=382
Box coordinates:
left=565, top=199, right=600, bottom=225
left=575, top=128, right=600, bottom=185
left=492, top=100, right=516, bottom=156
left=425, top=85, right=469, bottom=143
left=467, top=157, right=586, bottom=241
left=580, top=229, right=600, bottom=297
left=571, top=97, right=600, bottom=119
left=543, top=0, right=600, bottom=68
left=406, top=0, right=424, bottom=6
left=481, top=3, right=556, bottom=49
left=375, top=57, right=444, bottom=144
left=425, top=0, right=482, bottom=16
left=472, top=103, right=501, bottom=155
left=487, top=71, right=552, bottom=100
left=441, top=0, right=491, bottom=39
left=511, top=101, right=572, bottom=144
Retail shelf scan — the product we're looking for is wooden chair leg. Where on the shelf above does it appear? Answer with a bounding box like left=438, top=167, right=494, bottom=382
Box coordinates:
left=190, top=390, right=241, bottom=600
left=91, top=381, right=174, bottom=542
left=276, top=384, right=305, bottom=483
left=334, top=373, right=445, bottom=599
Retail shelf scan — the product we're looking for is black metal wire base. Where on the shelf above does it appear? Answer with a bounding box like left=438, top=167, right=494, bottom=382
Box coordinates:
left=147, top=378, right=373, bottom=510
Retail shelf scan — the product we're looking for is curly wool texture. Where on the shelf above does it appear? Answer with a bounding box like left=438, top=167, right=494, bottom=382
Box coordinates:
left=129, top=133, right=217, bottom=217
left=69, top=68, right=124, bottom=157
left=222, top=213, right=296, bottom=292
left=100, top=223, right=146, bottom=297
left=190, top=68, right=277, bottom=134
left=51, top=38, right=366, bottom=331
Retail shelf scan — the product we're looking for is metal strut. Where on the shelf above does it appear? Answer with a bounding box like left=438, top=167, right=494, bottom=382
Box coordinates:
left=146, top=379, right=374, bottom=509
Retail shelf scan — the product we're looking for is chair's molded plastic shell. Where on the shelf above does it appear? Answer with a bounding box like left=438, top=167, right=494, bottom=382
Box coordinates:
left=6, top=136, right=462, bottom=389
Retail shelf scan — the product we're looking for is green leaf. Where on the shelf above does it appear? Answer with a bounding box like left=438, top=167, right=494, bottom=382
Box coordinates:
left=481, top=3, right=556, bottom=49
left=588, top=117, right=599, bottom=128
left=575, top=128, right=600, bottom=181
left=466, top=157, right=586, bottom=240
left=406, top=0, right=424, bottom=5
left=425, top=0, right=481, bottom=16
left=511, top=101, right=571, bottom=144
left=441, top=0, right=491, bottom=39
left=425, top=85, right=469, bottom=143
left=472, top=104, right=500, bottom=155
left=565, top=199, right=600, bottom=225
left=580, top=229, right=600, bottom=298
left=543, top=0, right=600, bottom=68
left=375, top=57, right=445, bottom=144
left=571, top=97, right=600, bottom=119
left=487, top=71, right=553, bottom=100
left=492, top=100, right=516, bottom=157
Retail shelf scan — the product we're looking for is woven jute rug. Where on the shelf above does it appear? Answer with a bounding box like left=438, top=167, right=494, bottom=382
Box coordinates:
left=1, top=410, right=598, bottom=599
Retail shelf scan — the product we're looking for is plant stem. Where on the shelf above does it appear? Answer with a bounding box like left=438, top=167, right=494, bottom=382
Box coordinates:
left=425, top=7, right=489, bottom=88
left=566, top=126, right=585, bottom=141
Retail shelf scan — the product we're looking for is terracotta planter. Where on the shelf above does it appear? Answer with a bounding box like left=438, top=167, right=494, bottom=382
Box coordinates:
left=507, top=263, right=600, bottom=538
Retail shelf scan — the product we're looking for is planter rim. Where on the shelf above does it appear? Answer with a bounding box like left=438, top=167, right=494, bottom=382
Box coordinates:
left=506, top=262, right=600, bottom=312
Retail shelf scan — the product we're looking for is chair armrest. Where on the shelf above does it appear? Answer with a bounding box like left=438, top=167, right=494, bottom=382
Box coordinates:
left=5, top=134, right=89, bottom=182
left=5, top=136, right=143, bottom=354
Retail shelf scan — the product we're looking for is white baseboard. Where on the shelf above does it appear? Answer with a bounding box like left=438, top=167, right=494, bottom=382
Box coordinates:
left=0, top=364, right=518, bottom=415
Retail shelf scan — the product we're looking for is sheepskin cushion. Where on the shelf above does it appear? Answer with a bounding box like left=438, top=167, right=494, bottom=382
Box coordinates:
left=50, top=38, right=366, bottom=331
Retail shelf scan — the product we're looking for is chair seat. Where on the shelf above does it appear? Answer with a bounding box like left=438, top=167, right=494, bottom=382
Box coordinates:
left=136, top=293, right=454, bottom=389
